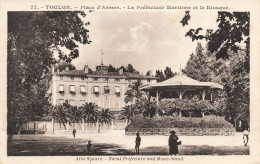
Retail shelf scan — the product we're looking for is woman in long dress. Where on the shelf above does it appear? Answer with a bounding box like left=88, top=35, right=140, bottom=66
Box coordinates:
left=169, top=131, right=179, bottom=155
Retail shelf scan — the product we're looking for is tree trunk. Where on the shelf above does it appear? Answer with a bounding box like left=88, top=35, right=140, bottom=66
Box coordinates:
left=234, top=118, right=237, bottom=131
left=179, top=110, right=182, bottom=117
left=18, top=123, right=22, bottom=135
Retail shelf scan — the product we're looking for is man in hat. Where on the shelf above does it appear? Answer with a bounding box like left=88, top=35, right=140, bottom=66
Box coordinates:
left=169, top=131, right=179, bottom=155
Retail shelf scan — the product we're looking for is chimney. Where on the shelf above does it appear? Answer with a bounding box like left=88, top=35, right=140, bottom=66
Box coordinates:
left=118, top=68, right=123, bottom=75
left=65, top=67, right=69, bottom=72
left=84, top=65, right=89, bottom=74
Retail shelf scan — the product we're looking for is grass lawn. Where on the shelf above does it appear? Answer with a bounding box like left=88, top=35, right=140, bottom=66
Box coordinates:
left=7, top=135, right=249, bottom=156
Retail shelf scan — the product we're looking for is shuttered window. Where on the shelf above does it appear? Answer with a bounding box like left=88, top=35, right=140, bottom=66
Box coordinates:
left=80, top=85, right=86, bottom=94
left=115, top=86, right=120, bottom=94
left=59, top=85, right=64, bottom=93
left=70, top=85, right=75, bottom=93
left=93, top=86, right=99, bottom=94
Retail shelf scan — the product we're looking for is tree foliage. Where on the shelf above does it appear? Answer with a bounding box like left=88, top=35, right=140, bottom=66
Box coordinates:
left=183, top=42, right=214, bottom=82
left=108, top=64, right=117, bottom=72
left=146, top=70, right=152, bottom=76
left=181, top=11, right=249, bottom=72
left=155, top=70, right=165, bottom=82
left=80, top=102, right=100, bottom=124
left=119, top=105, right=135, bottom=122
left=155, top=67, right=177, bottom=82
left=124, top=80, right=146, bottom=105
left=44, top=102, right=114, bottom=129
left=183, top=43, right=249, bottom=126
left=164, top=66, right=176, bottom=80
left=99, top=108, right=114, bottom=126
left=8, top=11, right=90, bottom=132
left=54, top=61, right=76, bottom=72
left=181, top=11, right=250, bottom=127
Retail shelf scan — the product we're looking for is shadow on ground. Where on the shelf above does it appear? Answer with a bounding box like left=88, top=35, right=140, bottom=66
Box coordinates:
left=7, top=135, right=249, bottom=156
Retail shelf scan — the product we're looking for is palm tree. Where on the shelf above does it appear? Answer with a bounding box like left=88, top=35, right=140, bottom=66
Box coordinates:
left=48, top=104, right=69, bottom=129
left=67, top=106, right=85, bottom=129
left=80, top=102, right=99, bottom=124
left=98, top=108, right=114, bottom=132
left=124, top=80, right=146, bottom=109
left=119, top=105, right=135, bottom=124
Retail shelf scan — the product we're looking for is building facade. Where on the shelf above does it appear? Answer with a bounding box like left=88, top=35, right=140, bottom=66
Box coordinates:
left=46, top=64, right=157, bottom=113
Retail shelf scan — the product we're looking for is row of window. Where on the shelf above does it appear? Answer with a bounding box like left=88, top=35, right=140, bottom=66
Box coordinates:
left=58, top=99, right=122, bottom=109
left=59, top=85, right=121, bottom=94
left=59, top=75, right=152, bottom=82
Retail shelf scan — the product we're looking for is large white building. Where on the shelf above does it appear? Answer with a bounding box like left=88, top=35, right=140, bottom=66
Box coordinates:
left=46, top=63, right=157, bottom=114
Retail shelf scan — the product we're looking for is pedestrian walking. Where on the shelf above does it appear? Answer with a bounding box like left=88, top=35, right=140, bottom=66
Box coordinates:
left=169, top=131, right=180, bottom=156
left=135, top=132, right=141, bottom=155
left=98, top=123, right=101, bottom=133
left=87, top=141, right=92, bottom=154
left=243, top=128, right=249, bottom=146
left=72, top=129, right=76, bottom=138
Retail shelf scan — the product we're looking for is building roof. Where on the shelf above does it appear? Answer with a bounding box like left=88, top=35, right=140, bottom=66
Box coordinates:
left=140, top=75, right=223, bottom=90
left=54, top=70, right=158, bottom=80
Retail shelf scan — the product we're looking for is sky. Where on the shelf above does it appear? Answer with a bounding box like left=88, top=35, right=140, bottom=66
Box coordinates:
left=72, top=10, right=218, bottom=75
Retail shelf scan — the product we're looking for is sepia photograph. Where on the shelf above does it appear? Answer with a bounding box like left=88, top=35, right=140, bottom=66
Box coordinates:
left=1, top=0, right=260, bottom=163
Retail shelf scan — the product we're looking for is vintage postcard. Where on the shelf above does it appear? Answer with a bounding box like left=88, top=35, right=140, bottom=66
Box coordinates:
left=0, top=0, right=260, bottom=163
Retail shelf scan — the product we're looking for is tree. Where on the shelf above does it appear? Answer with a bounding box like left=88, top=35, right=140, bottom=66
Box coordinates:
left=180, top=11, right=249, bottom=72
left=157, top=99, right=176, bottom=116
left=146, top=70, right=152, bottom=76
left=184, top=43, right=249, bottom=127
left=54, top=61, right=76, bottom=72
left=127, top=64, right=136, bottom=73
left=108, top=64, right=117, bottom=72
left=140, top=99, right=157, bottom=118
left=117, top=64, right=139, bottom=73
left=98, top=108, right=114, bottom=126
left=47, top=104, right=70, bottom=129
left=7, top=11, right=90, bottom=134
left=224, top=51, right=249, bottom=128
left=155, top=70, right=165, bottom=82
left=119, top=105, right=135, bottom=123
left=80, top=102, right=99, bottom=124
left=164, top=66, right=176, bottom=80
left=124, top=80, right=146, bottom=106
left=67, top=106, right=85, bottom=129
left=118, top=66, right=128, bottom=72
left=183, top=43, right=214, bottom=82
left=181, top=11, right=249, bottom=128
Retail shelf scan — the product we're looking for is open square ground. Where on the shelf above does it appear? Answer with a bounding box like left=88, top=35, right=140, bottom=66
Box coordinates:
left=8, top=130, right=249, bottom=156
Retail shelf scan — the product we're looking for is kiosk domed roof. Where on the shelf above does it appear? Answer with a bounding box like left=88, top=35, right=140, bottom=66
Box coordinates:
left=140, top=75, right=223, bottom=90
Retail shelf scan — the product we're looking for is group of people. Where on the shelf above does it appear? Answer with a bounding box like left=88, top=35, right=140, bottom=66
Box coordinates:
left=135, top=131, right=181, bottom=155
left=72, top=128, right=249, bottom=155
left=73, top=129, right=180, bottom=155
left=134, top=129, right=250, bottom=155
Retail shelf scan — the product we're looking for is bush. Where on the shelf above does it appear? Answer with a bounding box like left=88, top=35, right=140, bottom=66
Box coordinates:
left=126, top=115, right=234, bottom=130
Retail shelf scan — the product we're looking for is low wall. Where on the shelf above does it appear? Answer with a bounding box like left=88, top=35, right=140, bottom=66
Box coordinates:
left=125, top=127, right=236, bottom=136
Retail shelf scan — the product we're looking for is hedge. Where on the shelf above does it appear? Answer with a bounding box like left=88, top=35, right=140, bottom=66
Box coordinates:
left=125, top=116, right=235, bottom=136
